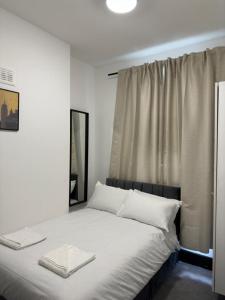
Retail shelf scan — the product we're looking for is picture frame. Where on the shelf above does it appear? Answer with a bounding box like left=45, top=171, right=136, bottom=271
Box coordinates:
left=0, top=88, right=19, bottom=131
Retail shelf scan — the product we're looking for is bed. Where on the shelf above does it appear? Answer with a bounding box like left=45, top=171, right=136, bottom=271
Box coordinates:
left=0, top=178, right=181, bottom=300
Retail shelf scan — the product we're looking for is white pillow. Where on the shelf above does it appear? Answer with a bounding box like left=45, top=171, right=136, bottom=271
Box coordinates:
left=134, top=189, right=182, bottom=228
left=87, top=181, right=128, bottom=214
left=118, top=190, right=181, bottom=231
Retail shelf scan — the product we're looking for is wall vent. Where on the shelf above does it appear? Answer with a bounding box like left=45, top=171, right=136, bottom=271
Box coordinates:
left=0, top=67, right=15, bottom=86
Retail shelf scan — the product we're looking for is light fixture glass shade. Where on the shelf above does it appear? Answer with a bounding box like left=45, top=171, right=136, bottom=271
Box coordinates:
left=106, top=0, right=137, bottom=14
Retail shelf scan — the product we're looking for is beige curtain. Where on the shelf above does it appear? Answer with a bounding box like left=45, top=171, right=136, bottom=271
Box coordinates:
left=180, top=48, right=225, bottom=252
left=109, top=47, right=225, bottom=252
left=110, top=62, right=181, bottom=186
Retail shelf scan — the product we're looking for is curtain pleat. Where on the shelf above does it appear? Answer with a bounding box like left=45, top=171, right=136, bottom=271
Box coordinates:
left=109, top=47, right=225, bottom=252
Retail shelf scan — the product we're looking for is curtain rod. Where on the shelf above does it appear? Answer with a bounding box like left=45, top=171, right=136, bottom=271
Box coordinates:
left=108, top=72, right=118, bottom=77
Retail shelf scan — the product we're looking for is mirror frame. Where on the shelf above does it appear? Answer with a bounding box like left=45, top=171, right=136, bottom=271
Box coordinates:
left=69, top=109, right=89, bottom=207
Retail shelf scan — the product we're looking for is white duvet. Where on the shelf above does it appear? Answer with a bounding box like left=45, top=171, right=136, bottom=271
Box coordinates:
left=0, top=208, right=178, bottom=300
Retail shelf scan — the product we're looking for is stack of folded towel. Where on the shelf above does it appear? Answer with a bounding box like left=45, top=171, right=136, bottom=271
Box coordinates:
left=39, top=244, right=96, bottom=278
left=0, top=227, right=47, bottom=250
left=0, top=229, right=95, bottom=278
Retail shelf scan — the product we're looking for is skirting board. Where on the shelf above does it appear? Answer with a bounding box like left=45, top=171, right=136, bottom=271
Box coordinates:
left=178, top=249, right=212, bottom=270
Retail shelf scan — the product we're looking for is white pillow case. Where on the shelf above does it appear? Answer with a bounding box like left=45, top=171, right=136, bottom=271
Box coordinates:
left=134, top=189, right=182, bottom=230
left=87, top=181, right=128, bottom=214
left=118, top=190, right=181, bottom=231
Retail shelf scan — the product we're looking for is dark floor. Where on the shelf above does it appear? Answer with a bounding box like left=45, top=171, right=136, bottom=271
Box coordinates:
left=154, top=262, right=225, bottom=300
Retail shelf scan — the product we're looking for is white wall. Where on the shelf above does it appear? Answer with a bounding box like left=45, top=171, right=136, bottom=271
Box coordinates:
left=0, top=8, right=70, bottom=233
left=70, top=57, right=96, bottom=199
left=1, top=8, right=224, bottom=227
left=95, top=36, right=225, bottom=183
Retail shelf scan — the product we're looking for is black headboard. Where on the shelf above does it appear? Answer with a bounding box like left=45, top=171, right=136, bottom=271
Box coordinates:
left=106, top=178, right=181, bottom=238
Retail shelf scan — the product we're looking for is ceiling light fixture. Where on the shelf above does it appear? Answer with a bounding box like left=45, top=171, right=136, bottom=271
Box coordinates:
left=106, top=0, right=137, bottom=14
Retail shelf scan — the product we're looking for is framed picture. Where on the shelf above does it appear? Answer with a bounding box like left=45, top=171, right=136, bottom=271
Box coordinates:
left=0, top=88, right=19, bottom=131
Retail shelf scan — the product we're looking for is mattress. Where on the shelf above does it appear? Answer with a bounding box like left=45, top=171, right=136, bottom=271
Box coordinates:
left=0, top=208, right=178, bottom=300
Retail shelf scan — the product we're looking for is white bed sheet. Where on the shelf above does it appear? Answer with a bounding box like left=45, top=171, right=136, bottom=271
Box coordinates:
left=0, top=208, right=179, bottom=300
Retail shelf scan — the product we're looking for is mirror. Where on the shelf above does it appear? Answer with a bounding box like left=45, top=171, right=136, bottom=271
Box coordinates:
left=69, top=110, right=88, bottom=206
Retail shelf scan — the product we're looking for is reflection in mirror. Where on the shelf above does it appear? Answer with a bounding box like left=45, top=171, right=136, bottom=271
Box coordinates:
left=70, top=110, right=88, bottom=206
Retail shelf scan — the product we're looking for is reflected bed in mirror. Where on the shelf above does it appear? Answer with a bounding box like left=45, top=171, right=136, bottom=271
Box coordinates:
left=69, top=109, right=89, bottom=206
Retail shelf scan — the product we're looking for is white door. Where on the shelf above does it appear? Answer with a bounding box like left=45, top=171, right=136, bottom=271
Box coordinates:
left=214, top=81, right=225, bottom=296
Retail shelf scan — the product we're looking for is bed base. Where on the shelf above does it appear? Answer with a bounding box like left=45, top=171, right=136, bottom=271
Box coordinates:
left=134, top=251, right=178, bottom=300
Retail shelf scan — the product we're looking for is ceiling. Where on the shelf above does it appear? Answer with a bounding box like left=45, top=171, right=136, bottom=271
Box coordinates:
left=0, top=0, right=225, bottom=66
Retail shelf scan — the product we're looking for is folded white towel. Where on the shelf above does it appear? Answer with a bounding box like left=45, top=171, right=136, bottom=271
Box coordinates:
left=39, top=244, right=96, bottom=278
left=0, top=228, right=47, bottom=250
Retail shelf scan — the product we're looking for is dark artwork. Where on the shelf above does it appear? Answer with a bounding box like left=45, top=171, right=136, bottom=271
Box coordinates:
left=0, top=88, right=19, bottom=131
